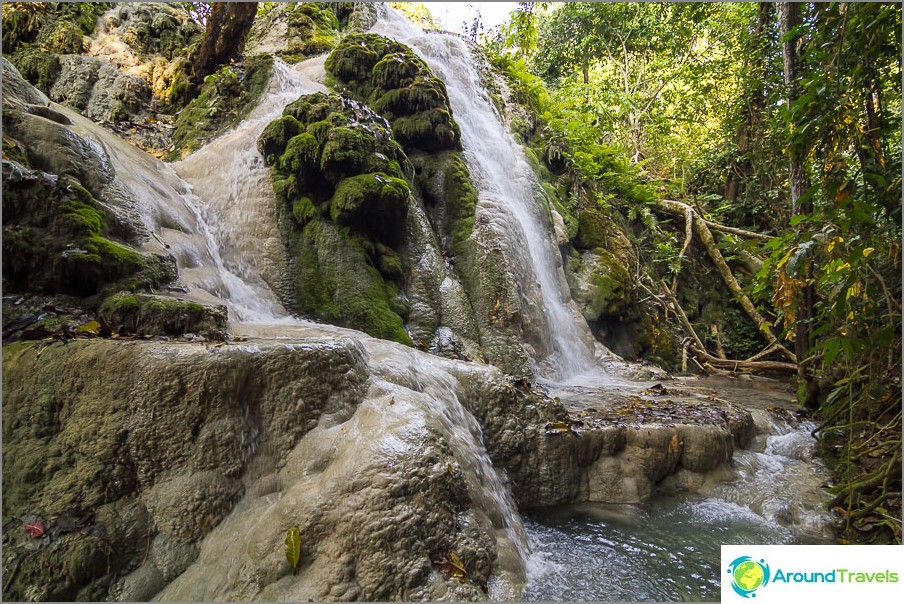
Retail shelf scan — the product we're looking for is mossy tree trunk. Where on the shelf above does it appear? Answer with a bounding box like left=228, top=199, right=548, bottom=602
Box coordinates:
left=191, top=2, right=258, bottom=86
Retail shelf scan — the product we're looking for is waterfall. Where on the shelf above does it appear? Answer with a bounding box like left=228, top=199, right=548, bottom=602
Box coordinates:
left=171, top=58, right=329, bottom=323
left=370, top=9, right=598, bottom=381
left=59, top=50, right=533, bottom=591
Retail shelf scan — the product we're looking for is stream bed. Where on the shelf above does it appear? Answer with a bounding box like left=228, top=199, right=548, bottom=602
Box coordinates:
left=521, top=373, right=836, bottom=602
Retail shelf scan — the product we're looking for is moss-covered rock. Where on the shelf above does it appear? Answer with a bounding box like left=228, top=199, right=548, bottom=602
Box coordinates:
left=168, top=55, right=274, bottom=159
left=259, top=92, right=413, bottom=344
left=412, top=151, right=477, bottom=259
left=1, top=161, right=175, bottom=301
left=109, top=2, right=202, bottom=61
left=1, top=2, right=108, bottom=56
left=99, top=292, right=227, bottom=340
left=325, top=33, right=461, bottom=153
left=9, top=45, right=61, bottom=94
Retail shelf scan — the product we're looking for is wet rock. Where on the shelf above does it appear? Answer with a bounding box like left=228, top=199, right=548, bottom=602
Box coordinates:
left=2, top=336, right=523, bottom=601
left=98, top=292, right=227, bottom=340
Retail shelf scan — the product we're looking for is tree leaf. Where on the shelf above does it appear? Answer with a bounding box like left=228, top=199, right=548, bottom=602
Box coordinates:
left=285, top=527, right=301, bottom=575
left=76, top=320, right=101, bottom=335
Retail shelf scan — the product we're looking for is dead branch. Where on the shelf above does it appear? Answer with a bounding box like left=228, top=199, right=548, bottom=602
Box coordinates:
left=691, top=345, right=798, bottom=374
left=704, top=219, right=774, bottom=240
left=657, top=199, right=797, bottom=363
left=659, top=279, right=706, bottom=353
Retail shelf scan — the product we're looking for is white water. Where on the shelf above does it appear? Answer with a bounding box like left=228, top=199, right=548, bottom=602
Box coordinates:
left=55, top=52, right=534, bottom=591
left=370, top=9, right=598, bottom=380
left=171, top=58, right=329, bottom=323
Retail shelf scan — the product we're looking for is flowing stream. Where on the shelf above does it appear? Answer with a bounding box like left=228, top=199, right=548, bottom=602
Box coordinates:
left=52, top=6, right=837, bottom=599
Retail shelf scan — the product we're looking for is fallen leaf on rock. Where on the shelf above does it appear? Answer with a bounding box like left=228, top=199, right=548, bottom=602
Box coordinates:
left=25, top=521, right=45, bottom=538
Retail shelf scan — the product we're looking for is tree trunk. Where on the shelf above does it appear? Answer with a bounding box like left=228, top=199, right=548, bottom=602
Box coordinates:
left=725, top=2, right=771, bottom=204
left=191, top=2, right=258, bottom=85
left=778, top=2, right=814, bottom=380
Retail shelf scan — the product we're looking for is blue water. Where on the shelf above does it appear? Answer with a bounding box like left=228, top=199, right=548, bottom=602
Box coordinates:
left=522, top=496, right=795, bottom=602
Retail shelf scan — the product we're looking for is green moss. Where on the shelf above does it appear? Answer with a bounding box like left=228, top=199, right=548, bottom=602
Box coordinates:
left=292, top=196, right=318, bottom=224
left=281, top=132, right=321, bottom=174
left=99, top=292, right=226, bottom=339
left=285, top=219, right=411, bottom=344
left=575, top=206, right=610, bottom=250
left=2, top=166, right=174, bottom=299
left=9, top=45, right=61, bottom=93
left=585, top=250, right=633, bottom=318
left=168, top=55, right=275, bottom=160
left=329, top=173, right=409, bottom=244
left=260, top=91, right=413, bottom=345
left=259, top=115, right=304, bottom=164
left=278, top=3, right=341, bottom=63
left=39, top=19, right=84, bottom=53
left=325, top=33, right=461, bottom=153
left=2, top=2, right=109, bottom=55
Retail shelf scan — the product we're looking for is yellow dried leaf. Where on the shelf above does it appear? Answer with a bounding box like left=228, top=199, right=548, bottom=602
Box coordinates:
left=285, top=527, right=301, bottom=576
left=76, top=320, right=101, bottom=335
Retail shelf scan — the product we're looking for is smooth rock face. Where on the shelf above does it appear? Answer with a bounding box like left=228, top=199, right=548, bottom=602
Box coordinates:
left=1, top=336, right=538, bottom=601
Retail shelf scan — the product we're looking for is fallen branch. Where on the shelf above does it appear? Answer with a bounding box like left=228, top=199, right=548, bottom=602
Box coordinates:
left=657, top=199, right=797, bottom=363
left=690, top=345, right=798, bottom=374
left=704, top=219, right=774, bottom=240
left=659, top=279, right=706, bottom=352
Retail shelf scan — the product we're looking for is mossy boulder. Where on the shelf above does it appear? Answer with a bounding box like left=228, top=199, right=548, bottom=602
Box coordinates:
left=99, top=292, right=227, bottom=340
left=258, top=92, right=412, bottom=344
left=168, top=55, right=274, bottom=159
left=1, top=161, right=175, bottom=301
left=325, top=33, right=461, bottom=153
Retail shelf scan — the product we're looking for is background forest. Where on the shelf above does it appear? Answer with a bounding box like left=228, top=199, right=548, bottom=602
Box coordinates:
left=468, top=1, right=902, bottom=544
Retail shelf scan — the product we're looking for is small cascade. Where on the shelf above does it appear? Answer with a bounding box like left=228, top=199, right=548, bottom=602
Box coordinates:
left=521, top=397, right=836, bottom=601
left=172, top=58, right=329, bottom=323
left=370, top=8, right=598, bottom=381
left=701, top=409, right=836, bottom=543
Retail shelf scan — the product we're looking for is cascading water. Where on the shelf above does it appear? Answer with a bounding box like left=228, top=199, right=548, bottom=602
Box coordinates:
left=58, top=51, right=533, bottom=596
left=370, top=9, right=598, bottom=381
left=171, top=58, right=329, bottom=323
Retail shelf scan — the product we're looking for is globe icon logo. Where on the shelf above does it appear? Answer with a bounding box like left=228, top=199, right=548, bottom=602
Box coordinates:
left=727, top=556, right=771, bottom=598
